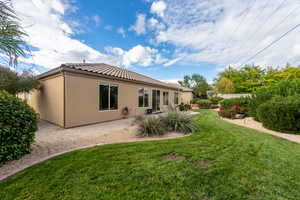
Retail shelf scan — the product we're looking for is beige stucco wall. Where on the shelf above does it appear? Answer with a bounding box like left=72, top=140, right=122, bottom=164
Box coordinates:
left=181, top=91, right=193, bottom=104
left=27, top=75, right=64, bottom=127
left=64, top=72, right=180, bottom=128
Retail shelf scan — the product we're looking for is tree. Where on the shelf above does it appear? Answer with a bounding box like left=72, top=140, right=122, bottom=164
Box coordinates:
left=178, top=74, right=210, bottom=98
left=215, top=77, right=235, bottom=94
left=0, top=0, right=26, bottom=67
left=0, top=66, right=40, bottom=94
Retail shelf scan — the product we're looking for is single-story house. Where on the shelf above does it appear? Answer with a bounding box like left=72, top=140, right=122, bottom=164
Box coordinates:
left=26, top=63, right=193, bottom=128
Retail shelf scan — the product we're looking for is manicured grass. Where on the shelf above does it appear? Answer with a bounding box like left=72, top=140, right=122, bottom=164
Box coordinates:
left=1, top=110, right=300, bottom=200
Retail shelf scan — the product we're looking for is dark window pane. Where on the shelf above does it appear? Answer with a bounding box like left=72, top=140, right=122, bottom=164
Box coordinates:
left=163, top=92, right=169, bottom=105
left=110, top=85, right=118, bottom=110
left=156, top=90, right=160, bottom=110
left=174, top=92, right=178, bottom=104
left=100, top=84, right=109, bottom=110
left=138, top=88, right=144, bottom=107
left=144, top=90, right=149, bottom=107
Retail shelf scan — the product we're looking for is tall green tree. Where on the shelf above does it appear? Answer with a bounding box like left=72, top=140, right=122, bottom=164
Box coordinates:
left=215, top=77, right=235, bottom=94
left=178, top=74, right=210, bottom=98
left=0, top=0, right=26, bottom=67
left=0, top=66, right=40, bottom=94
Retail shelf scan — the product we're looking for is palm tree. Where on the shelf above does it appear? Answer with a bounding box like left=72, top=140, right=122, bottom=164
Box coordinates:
left=0, top=0, right=26, bottom=67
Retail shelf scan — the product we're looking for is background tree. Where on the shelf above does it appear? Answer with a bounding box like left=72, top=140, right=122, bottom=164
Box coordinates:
left=215, top=77, right=235, bottom=94
left=0, top=0, right=26, bottom=67
left=0, top=66, right=40, bottom=94
left=178, top=74, right=210, bottom=98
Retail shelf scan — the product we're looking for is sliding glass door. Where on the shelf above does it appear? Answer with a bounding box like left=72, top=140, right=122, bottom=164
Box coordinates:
left=152, top=90, right=160, bottom=112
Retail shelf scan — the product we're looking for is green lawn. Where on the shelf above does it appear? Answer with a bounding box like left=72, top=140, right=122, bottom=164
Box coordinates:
left=1, top=110, right=300, bottom=200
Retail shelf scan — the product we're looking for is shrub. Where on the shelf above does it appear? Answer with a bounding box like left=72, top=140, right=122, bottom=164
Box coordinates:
left=191, top=98, right=200, bottom=104
left=197, top=99, right=212, bottom=109
left=0, top=90, right=38, bottom=164
left=138, top=117, right=166, bottom=137
left=161, top=112, right=198, bottom=134
left=209, top=97, right=224, bottom=105
left=257, top=96, right=300, bottom=133
left=218, top=97, right=250, bottom=119
left=220, top=97, right=250, bottom=110
left=250, top=80, right=300, bottom=120
left=177, top=103, right=191, bottom=111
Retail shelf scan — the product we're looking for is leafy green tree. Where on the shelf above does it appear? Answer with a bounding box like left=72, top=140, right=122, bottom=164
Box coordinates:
left=215, top=77, right=235, bottom=93
left=178, top=74, right=210, bottom=98
left=0, top=0, right=27, bottom=67
left=0, top=66, right=40, bottom=94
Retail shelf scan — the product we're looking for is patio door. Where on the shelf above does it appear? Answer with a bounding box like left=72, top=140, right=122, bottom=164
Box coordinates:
left=152, top=90, right=160, bottom=112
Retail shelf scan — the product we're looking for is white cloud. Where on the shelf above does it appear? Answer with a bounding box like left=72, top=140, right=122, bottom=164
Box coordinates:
left=92, top=15, right=101, bottom=27
left=105, top=45, right=165, bottom=67
left=160, top=79, right=180, bottom=84
left=12, top=0, right=117, bottom=69
left=164, top=57, right=182, bottom=66
left=150, top=0, right=300, bottom=68
left=150, top=1, right=167, bottom=17
left=148, top=17, right=165, bottom=31
left=117, top=27, right=126, bottom=38
left=130, top=14, right=146, bottom=35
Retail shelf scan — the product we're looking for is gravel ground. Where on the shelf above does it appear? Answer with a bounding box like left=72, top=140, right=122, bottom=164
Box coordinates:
left=223, top=117, right=300, bottom=144
left=0, top=118, right=187, bottom=181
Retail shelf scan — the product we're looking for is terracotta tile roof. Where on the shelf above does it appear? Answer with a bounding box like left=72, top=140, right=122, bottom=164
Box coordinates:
left=59, top=63, right=181, bottom=90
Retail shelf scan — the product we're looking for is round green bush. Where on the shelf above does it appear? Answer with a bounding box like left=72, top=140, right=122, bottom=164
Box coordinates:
left=250, top=80, right=300, bottom=120
left=197, top=99, right=212, bottom=109
left=0, top=90, right=38, bottom=164
left=257, top=96, right=300, bottom=134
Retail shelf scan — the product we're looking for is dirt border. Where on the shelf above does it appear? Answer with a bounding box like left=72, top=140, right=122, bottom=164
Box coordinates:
left=222, top=117, right=300, bottom=144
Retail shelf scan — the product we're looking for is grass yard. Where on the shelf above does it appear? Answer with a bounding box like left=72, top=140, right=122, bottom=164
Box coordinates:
left=1, top=110, right=300, bottom=200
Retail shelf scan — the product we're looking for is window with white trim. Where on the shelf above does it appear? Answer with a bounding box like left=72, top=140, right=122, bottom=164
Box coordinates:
left=163, top=91, right=169, bottom=105
left=99, top=83, right=118, bottom=111
left=138, top=88, right=149, bottom=107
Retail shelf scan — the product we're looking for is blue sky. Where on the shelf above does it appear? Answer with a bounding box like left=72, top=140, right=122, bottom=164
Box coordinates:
left=7, top=0, right=300, bottom=83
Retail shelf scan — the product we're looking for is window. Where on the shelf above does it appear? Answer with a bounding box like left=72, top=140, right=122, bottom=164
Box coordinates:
left=138, top=88, right=149, bottom=107
left=99, top=83, right=118, bottom=111
left=163, top=91, right=169, bottom=105
left=174, top=91, right=179, bottom=105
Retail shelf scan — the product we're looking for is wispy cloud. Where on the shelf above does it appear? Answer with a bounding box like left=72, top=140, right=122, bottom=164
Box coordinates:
left=150, top=0, right=300, bottom=67
left=92, top=15, right=101, bottom=27
left=117, top=27, right=126, bottom=38
left=130, top=14, right=146, bottom=35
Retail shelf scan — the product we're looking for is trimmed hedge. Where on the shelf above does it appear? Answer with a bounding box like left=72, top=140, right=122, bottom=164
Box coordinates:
left=257, top=96, right=300, bottom=134
left=197, top=99, right=212, bottom=109
left=250, top=80, right=300, bottom=120
left=209, top=97, right=224, bottom=105
left=0, top=90, right=38, bottom=164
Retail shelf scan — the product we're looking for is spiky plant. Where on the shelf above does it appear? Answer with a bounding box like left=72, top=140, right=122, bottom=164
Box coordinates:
left=0, top=0, right=27, bottom=67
